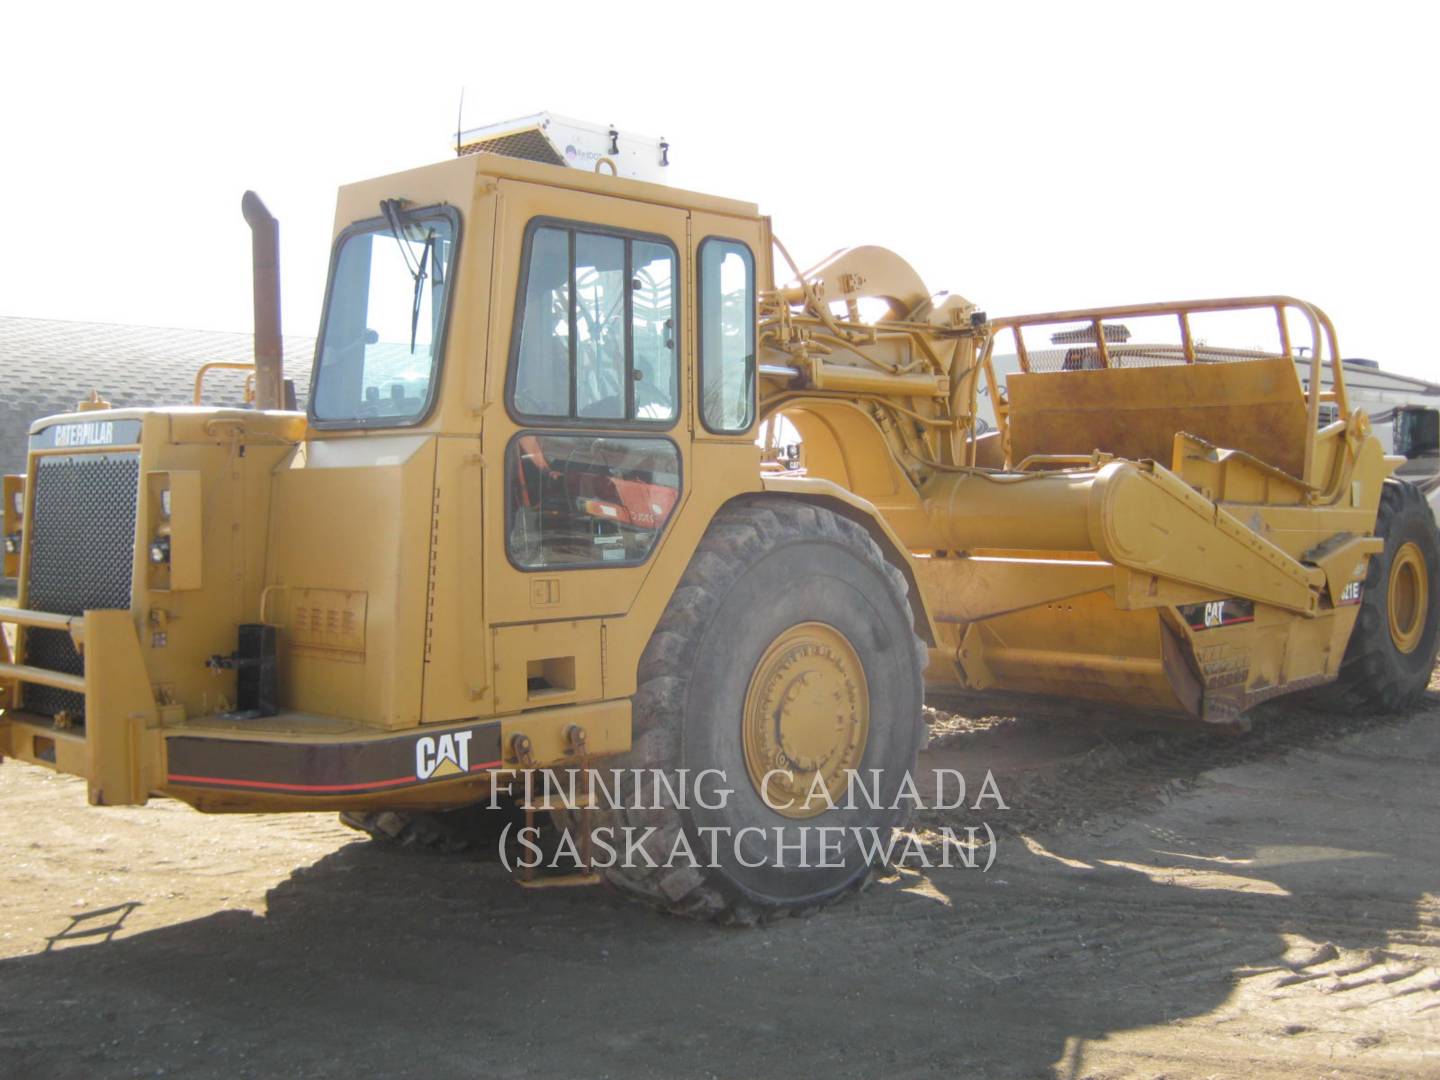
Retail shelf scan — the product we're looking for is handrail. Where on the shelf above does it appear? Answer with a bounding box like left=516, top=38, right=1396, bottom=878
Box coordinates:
left=0, top=660, right=84, bottom=694
left=0, top=605, right=85, bottom=633
left=0, top=605, right=86, bottom=647
left=983, top=296, right=1348, bottom=487
left=193, top=361, right=258, bottom=406
left=0, top=607, right=88, bottom=693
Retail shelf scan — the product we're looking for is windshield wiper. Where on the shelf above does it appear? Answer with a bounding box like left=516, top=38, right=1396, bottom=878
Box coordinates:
left=379, top=199, right=435, bottom=354
left=408, top=233, right=434, bottom=355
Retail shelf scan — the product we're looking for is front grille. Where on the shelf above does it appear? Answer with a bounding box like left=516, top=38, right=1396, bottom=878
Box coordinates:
left=22, top=452, right=140, bottom=719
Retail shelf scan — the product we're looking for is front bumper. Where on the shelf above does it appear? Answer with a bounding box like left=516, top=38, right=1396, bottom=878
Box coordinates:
left=0, top=606, right=631, bottom=811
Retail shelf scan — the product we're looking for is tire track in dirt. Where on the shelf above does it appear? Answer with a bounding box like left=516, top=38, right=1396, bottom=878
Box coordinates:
left=916, top=680, right=1440, bottom=840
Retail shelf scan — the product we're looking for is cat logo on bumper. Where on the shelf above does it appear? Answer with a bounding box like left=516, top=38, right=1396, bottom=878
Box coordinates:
left=416, top=731, right=473, bottom=780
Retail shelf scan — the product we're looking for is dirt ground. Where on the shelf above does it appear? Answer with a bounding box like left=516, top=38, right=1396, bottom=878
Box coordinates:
left=1, top=673, right=1437, bottom=1079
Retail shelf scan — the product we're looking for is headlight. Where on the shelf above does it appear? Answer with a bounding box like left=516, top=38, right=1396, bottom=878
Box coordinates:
left=159, top=488, right=172, bottom=517
left=149, top=536, right=171, bottom=564
left=10, top=490, right=21, bottom=517
left=3, top=533, right=19, bottom=555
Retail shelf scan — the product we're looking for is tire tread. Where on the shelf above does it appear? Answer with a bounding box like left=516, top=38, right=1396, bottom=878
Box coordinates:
left=1331, top=480, right=1440, bottom=711
left=568, top=496, right=926, bottom=922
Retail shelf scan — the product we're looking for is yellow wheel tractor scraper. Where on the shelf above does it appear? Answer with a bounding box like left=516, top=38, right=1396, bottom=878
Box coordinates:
left=2, top=113, right=1436, bottom=921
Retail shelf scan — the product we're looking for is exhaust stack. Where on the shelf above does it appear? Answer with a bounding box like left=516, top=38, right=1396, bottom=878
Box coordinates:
left=241, top=190, right=284, bottom=411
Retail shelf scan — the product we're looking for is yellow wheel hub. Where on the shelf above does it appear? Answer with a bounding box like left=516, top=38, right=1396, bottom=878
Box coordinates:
left=1388, top=541, right=1428, bottom=655
left=742, top=622, right=869, bottom=820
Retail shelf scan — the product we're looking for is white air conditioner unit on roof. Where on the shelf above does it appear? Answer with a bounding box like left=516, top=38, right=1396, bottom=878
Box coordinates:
left=455, top=112, right=670, bottom=183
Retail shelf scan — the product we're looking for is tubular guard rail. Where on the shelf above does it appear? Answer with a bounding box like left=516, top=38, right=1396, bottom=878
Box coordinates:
left=193, top=361, right=258, bottom=406
left=980, top=297, right=1348, bottom=487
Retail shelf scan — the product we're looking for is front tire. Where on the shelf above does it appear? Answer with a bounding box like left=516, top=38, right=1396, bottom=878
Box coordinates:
left=1333, top=480, right=1440, bottom=710
left=339, top=801, right=525, bottom=855
left=571, top=497, right=926, bottom=922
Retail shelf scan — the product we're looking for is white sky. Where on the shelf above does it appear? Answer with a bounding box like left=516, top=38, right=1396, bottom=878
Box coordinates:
left=2, top=1, right=1436, bottom=379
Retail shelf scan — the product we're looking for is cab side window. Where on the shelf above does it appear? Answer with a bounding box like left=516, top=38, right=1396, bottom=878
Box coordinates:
left=698, top=238, right=756, bottom=433
left=507, top=434, right=681, bottom=569
left=511, top=222, right=677, bottom=424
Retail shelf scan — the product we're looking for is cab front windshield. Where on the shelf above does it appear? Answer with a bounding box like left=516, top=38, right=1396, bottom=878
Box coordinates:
left=312, top=206, right=457, bottom=424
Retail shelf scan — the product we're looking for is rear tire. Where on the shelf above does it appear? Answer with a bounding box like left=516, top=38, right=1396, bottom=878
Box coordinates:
left=567, top=497, right=927, bottom=923
left=1332, top=480, right=1439, bottom=710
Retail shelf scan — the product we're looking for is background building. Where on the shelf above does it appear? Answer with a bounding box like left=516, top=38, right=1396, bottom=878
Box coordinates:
left=0, top=316, right=313, bottom=478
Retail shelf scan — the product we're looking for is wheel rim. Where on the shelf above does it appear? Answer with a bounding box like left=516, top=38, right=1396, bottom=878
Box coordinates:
left=741, top=622, right=870, bottom=820
left=1387, top=541, right=1428, bottom=655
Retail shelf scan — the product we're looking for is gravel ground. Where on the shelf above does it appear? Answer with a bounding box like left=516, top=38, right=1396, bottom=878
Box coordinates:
left=0, top=665, right=1436, bottom=1079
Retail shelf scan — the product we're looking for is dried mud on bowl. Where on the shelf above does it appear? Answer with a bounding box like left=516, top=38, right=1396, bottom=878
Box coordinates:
left=0, top=664, right=1437, bottom=1080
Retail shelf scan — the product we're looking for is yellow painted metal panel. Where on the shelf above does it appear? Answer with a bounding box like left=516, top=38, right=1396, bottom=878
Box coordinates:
left=145, top=470, right=203, bottom=591
left=491, top=619, right=603, bottom=712
left=421, top=436, right=490, bottom=722
left=269, top=435, right=436, bottom=729
left=83, top=609, right=161, bottom=806
left=1007, top=356, right=1308, bottom=480
left=289, top=588, right=367, bottom=660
